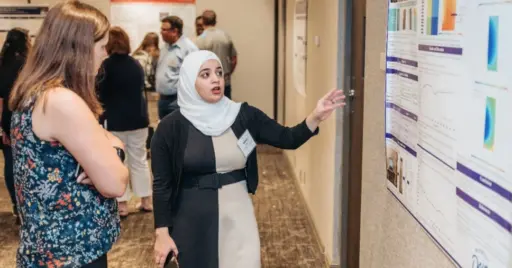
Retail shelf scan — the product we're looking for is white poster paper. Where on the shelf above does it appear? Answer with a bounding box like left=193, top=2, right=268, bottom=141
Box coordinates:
left=385, top=0, right=512, bottom=267
left=110, top=2, right=196, bottom=53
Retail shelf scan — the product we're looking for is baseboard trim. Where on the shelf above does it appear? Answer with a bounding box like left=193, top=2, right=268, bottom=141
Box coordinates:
left=282, top=151, right=332, bottom=268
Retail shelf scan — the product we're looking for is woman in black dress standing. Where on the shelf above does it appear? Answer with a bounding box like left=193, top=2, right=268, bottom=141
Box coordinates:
left=98, top=27, right=152, bottom=217
left=151, top=50, right=345, bottom=268
left=0, top=28, right=30, bottom=224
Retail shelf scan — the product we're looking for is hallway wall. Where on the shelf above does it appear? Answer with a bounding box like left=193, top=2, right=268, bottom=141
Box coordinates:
left=360, top=0, right=455, bottom=267
left=283, top=0, right=340, bottom=264
left=195, top=0, right=275, bottom=116
left=0, top=0, right=275, bottom=117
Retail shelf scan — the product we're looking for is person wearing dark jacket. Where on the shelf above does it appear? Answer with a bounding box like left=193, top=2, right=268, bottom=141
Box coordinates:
left=151, top=50, right=346, bottom=268
left=0, top=27, right=30, bottom=223
left=98, top=27, right=152, bottom=217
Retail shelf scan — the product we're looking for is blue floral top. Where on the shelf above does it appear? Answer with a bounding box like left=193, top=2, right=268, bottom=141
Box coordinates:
left=11, top=104, right=120, bottom=267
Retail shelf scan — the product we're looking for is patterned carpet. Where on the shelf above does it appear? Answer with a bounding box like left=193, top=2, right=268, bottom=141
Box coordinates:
left=0, top=96, right=326, bottom=267
left=0, top=148, right=326, bottom=268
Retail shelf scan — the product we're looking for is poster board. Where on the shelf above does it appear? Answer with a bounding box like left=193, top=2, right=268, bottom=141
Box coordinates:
left=0, top=5, right=49, bottom=46
left=385, top=0, right=512, bottom=267
left=293, top=0, right=307, bottom=97
left=110, top=0, right=196, bottom=54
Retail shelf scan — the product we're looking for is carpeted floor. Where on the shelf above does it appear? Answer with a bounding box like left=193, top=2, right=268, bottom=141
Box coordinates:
left=0, top=96, right=327, bottom=267
left=0, top=148, right=326, bottom=268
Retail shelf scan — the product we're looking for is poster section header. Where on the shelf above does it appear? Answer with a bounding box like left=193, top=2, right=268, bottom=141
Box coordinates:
left=0, top=5, right=48, bottom=15
left=385, top=0, right=512, bottom=267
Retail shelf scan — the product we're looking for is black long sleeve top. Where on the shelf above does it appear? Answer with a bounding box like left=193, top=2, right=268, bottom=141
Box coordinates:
left=97, top=54, right=149, bottom=131
left=150, top=102, right=319, bottom=229
left=0, top=56, right=25, bottom=135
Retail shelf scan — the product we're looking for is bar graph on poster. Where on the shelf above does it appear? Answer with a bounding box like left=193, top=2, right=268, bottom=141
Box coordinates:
left=110, top=0, right=196, bottom=53
left=385, top=0, right=512, bottom=267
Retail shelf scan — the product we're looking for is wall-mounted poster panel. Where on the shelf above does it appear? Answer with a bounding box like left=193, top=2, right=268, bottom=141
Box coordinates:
left=385, top=0, right=512, bottom=267
left=110, top=0, right=196, bottom=53
left=293, top=0, right=307, bottom=97
left=0, top=5, right=49, bottom=45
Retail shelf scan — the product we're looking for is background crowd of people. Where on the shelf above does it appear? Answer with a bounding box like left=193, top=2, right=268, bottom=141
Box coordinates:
left=0, top=1, right=344, bottom=267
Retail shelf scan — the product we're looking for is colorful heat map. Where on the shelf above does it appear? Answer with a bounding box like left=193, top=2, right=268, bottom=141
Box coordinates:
left=487, top=16, right=499, bottom=71
left=483, top=97, right=496, bottom=151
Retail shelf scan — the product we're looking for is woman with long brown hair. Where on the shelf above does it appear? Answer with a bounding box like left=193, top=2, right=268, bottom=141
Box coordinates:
left=9, top=1, right=129, bottom=267
left=0, top=27, right=31, bottom=225
left=132, top=32, right=159, bottom=92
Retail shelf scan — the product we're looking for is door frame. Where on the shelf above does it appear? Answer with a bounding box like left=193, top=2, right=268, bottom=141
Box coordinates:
left=273, top=0, right=280, bottom=120
left=337, top=0, right=366, bottom=266
left=277, top=0, right=287, bottom=124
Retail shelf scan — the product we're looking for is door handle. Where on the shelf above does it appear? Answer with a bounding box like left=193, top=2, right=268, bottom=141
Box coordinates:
left=348, top=89, right=355, bottom=100
left=347, top=89, right=356, bottom=114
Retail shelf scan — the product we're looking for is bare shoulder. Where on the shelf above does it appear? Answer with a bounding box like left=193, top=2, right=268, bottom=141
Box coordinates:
left=35, top=87, right=94, bottom=129
left=32, top=87, right=95, bottom=141
left=45, top=87, right=82, bottom=104
left=43, top=87, right=90, bottom=116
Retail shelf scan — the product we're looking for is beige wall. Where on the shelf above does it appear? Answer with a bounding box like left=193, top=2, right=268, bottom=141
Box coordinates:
left=283, top=0, right=340, bottom=264
left=0, top=0, right=275, bottom=117
left=0, top=0, right=109, bottom=45
left=359, top=0, right=456, bottom=267
left=196, top=0, right=275, bottom=117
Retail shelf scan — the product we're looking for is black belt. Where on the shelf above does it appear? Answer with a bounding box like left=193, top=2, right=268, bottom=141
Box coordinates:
left=159, top=94, right=177, bottom=101
left=182, top=169, right=246, bottom=189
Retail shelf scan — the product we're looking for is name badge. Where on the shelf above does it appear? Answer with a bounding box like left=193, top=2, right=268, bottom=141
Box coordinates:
left=237, top=130, right=256, bottom=157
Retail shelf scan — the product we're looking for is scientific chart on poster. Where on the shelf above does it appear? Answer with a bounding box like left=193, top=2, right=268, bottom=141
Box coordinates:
left=385, top=0, right=512, bottom=267
left=0, top=5, right=48, bottom=45
left=110, top=0, right=196, bottom=53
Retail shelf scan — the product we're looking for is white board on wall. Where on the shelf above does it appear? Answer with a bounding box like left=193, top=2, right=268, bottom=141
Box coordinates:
left=110, top=0, right=196, bottom=53
left=0, top=4, right=49, bottom=46
left=385, top=0, right=512, bottom=267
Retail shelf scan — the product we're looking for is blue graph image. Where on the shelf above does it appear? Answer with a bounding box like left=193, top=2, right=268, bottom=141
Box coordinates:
left=483, top=97, right=496, bottom=151
left=487, top=16, right=499, bottom=71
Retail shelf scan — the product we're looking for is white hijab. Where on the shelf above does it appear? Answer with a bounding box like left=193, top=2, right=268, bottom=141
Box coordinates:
left=177, top=50, right=242, bottom=136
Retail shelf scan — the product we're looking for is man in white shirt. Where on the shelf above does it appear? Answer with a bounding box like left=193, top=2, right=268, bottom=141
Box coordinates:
left=155, top=15, right=198, bottom=119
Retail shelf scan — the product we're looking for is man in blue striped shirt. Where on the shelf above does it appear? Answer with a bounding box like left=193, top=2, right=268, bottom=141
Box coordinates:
left=156, top=16, right=198, bottom=119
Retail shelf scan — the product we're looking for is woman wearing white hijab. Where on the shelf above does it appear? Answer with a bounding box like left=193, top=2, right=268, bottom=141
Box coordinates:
left=151, top=50, right=345, bottom=268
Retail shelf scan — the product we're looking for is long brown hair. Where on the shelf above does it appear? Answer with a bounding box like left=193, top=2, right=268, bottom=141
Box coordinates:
left=9, top=0, right=110, bottom=117
left=133, top=32, right=159, bottom=58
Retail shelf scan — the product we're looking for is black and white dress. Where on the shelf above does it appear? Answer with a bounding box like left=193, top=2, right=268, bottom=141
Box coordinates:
left=151, top=103, right=319, bottom=268
left=171, top=125, right=260, bottom=268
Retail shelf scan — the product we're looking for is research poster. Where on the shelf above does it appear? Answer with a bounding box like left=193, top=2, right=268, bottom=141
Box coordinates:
left=110, top=0, right=196, bottom=54
left=293, top=0, right=307, bottom=97
left=385, top=0, right=512, bottom=267
left=0, top=5, right=49, bottom=45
